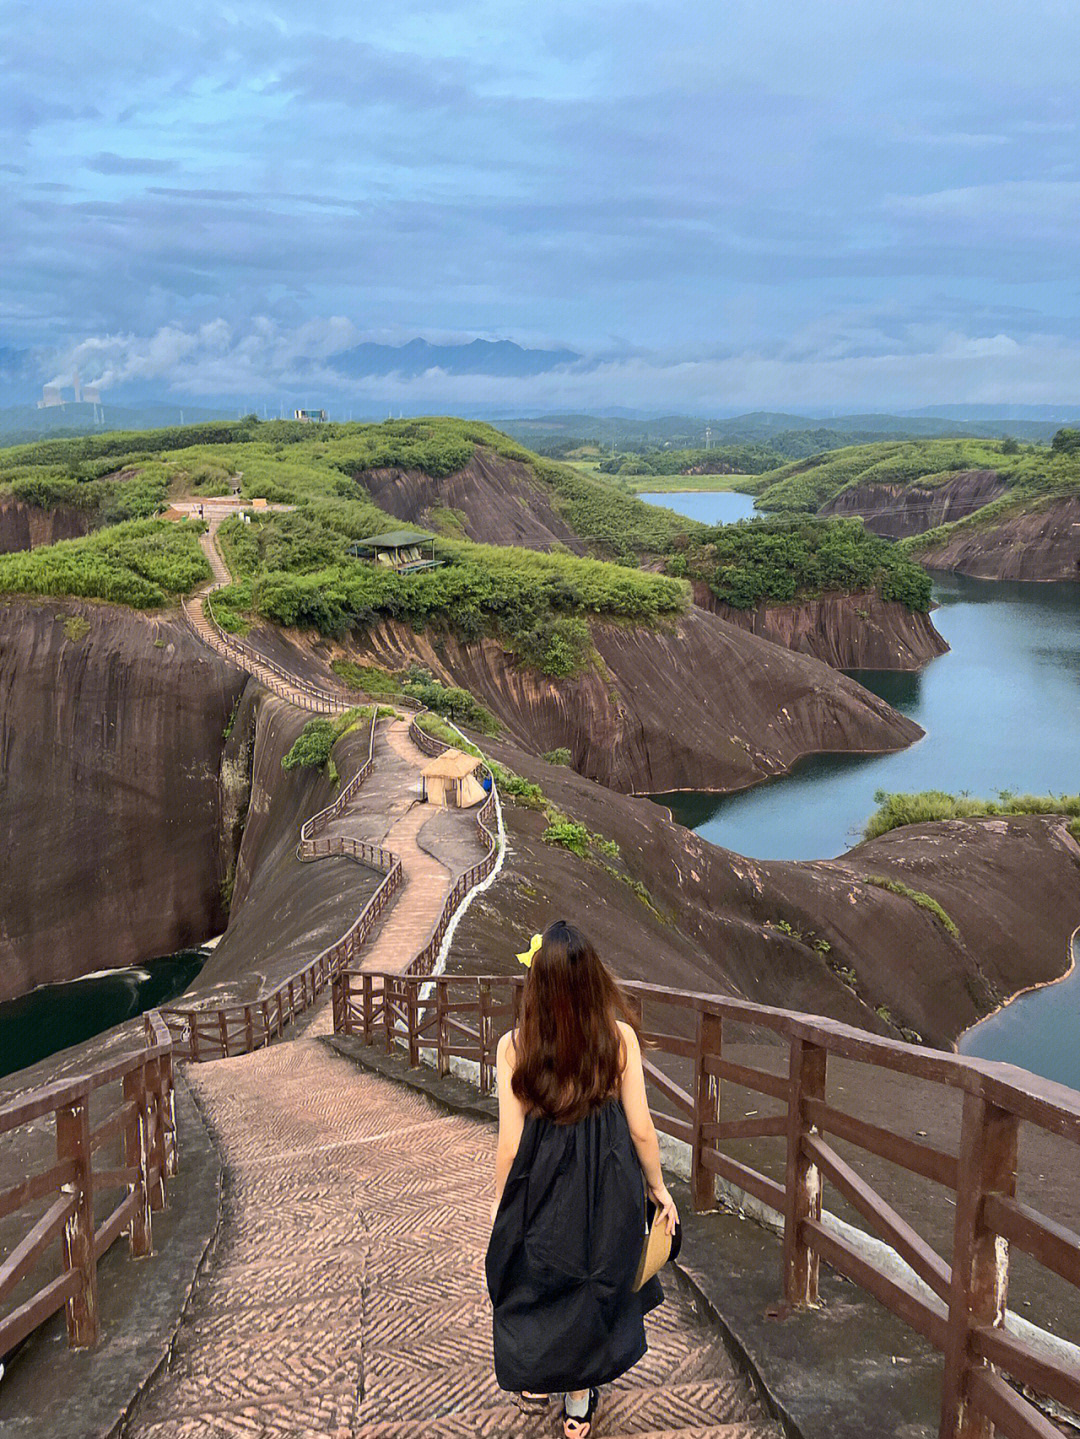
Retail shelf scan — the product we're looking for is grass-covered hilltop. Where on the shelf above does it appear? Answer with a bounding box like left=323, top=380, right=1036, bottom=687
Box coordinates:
left=746, top=430, right=1080, bottom=581
left=0, top=417, right=946, bottom=671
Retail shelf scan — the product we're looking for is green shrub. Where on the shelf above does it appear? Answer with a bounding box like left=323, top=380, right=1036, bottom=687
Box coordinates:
left=543, top=747, right=572, bottom=765
left=62, top=614, right=91, bottom=641
left=280, top=708, right=365, bottom=774
left=0, top=518, right=209, bottom=607
left=863, top=875, right=960, bottom=938
left=864, top=789, right=1080, bottom=840
left=672, top=515, right=933, bottom=611
left=542, top=814, right=592, bottom=857
left=331, top=658, right=401, bottom=695
left=401, top=674, right=500, bottom=735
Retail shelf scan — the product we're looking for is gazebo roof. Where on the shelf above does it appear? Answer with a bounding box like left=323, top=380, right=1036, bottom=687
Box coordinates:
left=351, top=529, right=434, bottom=550
left=421, top=748, right=481, bottom=779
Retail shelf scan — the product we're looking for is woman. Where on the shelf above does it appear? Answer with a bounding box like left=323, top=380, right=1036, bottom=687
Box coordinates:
left=485, top=919, right=679, bottom=1439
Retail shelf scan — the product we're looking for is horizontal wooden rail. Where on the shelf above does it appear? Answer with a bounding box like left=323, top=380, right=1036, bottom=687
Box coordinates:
left=162, top=711, right=400, bottom=1061
left=1, top=1012, right=176, bottom=1357
left=335, top=969, right=1080, bottom=1439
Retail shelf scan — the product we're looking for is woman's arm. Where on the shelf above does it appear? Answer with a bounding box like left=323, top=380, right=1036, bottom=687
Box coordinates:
left=492, top=1031, right=526, bottom=1223
left=618, top=1022, right=679, bottom=1234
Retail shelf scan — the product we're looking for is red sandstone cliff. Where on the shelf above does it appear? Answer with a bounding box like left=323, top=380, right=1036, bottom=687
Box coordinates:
left=910, top=496, right=1080, bottom=582
left=453, top=736, right=1080, bottom=1048
left=0, top=599, right=248, bottom=1002
left=0, top=496, right=95, bottom=553
left=250, top=605, right=923, bottom=795
left=818, top=470, right=1007, bottom=539
left=694, top=585, right=949, bottom=671
left=357, top=447, right=589, bottom=552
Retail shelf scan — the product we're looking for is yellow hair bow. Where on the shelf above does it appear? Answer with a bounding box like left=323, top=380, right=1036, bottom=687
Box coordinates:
left=516, top=933, right=542, bottom=968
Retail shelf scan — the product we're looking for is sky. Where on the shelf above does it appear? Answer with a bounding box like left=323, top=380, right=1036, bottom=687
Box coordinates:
left=2, top=0, right=1079, bottom=412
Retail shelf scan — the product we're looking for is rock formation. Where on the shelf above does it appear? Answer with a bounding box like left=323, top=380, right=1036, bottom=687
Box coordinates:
left=694, top=585, right=949, bottom=671
left=357, top=447, right=589, bottom=552
left=0, top=496, right=95, bottom=553
left=257, top=606, right=923, bottom=793
left=452, top=735, right=1080, bottom=1048
left=0, top=599, right=246, bottom=1001
left=910, top=496, right=1080, bottom=582
left=817, top=470, right=1007, bottom=539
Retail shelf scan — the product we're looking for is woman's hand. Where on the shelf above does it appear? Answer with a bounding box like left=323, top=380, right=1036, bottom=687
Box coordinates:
left=649, top=1181, right=679, bottom=1236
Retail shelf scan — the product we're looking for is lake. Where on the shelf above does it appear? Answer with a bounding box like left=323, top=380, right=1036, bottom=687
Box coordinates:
left=0, top=949, right=207, bottom=1079
left=638, top=490, right=758, bottom=525
left=642, top=490, right=1080, bottom=1086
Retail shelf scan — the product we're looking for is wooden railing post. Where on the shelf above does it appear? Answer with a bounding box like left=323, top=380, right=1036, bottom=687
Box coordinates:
left=407, top=984, right=420, bottom=1067
left=218, top=1012, right=229, bottom=1057
left=384, top=977, right=394, bottom=1053
left=55, top=1095, right=99, bottom=1347
left=938, top=1092, right=1019, bottom=1439
left=189, top=1010, right=200, bottom=1062
left=122, top=1065, right=152, bottom=1258
left=436, top=981, right=450, bottom=1076
left=161, top=1046, right=178, bottom=1179
left=244, top=1006, right=254, bottom=1052
left=146, top=1058, right=167, bottom=1211
left=479, top=981, right=493, bottom=1091
left=691, top=1007, right=722, bottom=1212
left=783, top=1036, right=827, bottom=1307
left=362, top=973, right=373, bottom=1042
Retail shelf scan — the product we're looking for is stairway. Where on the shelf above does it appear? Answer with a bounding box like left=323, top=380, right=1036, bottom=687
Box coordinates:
left=122, top=1039, right=778, bottom=1439
left=181, top=508, right=352, bottom=713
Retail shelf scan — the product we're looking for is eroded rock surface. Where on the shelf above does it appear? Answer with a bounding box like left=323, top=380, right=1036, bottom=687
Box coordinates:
left=357, top=447, right=588, bottom=552
left=911, top=495, right=1080, bottom=582
left=0, top=496, right=95, bottom=552
left=697, top=587, right=949, bottom=671
left=818, top=470, right=1007, bottom=539
left=0, top=599, right=246, bottom=1001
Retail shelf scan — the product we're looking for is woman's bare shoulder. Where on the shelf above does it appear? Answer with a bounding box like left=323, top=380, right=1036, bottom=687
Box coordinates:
left=497, top=1030, right=518, bottom=1063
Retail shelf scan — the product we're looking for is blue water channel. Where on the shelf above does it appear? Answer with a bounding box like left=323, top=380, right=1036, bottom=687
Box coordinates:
left=0, top=950, right=207, bottom=1080
left=643, top=490, right=1080, bottom=1086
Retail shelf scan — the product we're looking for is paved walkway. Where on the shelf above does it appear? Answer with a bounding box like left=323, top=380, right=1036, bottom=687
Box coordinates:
left=123, top=1038, right=775, bottom=1439
left=178, top=505, right=351, bottom=713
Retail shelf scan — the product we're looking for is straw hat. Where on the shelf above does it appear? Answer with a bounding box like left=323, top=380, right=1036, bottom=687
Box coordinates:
left=632, top=1204, right=682, bottom=1291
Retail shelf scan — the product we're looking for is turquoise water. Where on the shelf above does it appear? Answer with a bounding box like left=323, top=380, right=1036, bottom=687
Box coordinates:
left=638, top=490, right=758, bottom=525
left=640, top=490, right=1080, bottom=1085
left=0, top=950, right=207, bottom=1079
left=959, top=938, right=1079, bottom=1088
left=656, top=573, right=1080, bottom=861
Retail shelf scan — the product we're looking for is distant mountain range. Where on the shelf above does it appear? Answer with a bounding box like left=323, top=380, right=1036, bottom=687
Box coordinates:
left=326, top=337, right=581, bottom=379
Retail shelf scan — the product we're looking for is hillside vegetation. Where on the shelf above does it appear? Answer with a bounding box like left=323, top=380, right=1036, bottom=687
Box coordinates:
left=666, top=516, right=933, bottom=611
left=0, top=416, right=944, bottom=659
left=864, top=789, right=1080, bottom=842
left=755, top=433, right=1080, bottom=516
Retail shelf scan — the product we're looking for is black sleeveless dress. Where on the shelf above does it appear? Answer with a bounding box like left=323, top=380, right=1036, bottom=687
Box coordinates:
left=485, top=1097, right=664, bottom=1394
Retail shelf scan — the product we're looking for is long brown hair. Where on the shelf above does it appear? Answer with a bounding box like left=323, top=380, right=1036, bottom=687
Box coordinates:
left=511, top=919, right=639, bottom=1124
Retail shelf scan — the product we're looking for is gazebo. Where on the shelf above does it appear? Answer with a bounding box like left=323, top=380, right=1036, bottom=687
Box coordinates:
left=347, top=530, right=442, bottom=573
left=420, top=749, right=486, bottom=808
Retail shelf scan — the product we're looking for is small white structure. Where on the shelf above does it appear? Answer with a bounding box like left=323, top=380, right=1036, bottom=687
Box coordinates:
left=421, top=749, right=486, bottom=808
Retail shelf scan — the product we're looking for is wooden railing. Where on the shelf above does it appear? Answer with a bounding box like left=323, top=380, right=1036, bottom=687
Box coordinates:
left=197, top=597, right=354, bottom=713
left=161, top=710, right=401, bottom=1060
left=389, top=715, right=499, bottom=984
left=336, top=972, right=1080, bottom=1439
left=0, top=1013, right=176, bottom=1356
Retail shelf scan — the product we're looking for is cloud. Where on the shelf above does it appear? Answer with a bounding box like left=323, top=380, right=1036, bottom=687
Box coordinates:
left=38, top=318, right=1080, bottom=412
left=84, top=153, right=180, bottom=175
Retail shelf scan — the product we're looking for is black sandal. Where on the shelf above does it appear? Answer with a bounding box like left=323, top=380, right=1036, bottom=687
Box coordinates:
left=517, top=1391, right=549, bottom=1414
left=562, top=1388, right=599, bottom=1438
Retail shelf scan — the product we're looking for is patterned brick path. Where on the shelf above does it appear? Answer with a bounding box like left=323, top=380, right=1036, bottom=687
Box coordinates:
left=123, top=1038, right=776, bottom=1439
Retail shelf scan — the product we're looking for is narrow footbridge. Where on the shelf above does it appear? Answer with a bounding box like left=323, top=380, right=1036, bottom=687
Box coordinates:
left=1, top=524, right=1078, bottom=1439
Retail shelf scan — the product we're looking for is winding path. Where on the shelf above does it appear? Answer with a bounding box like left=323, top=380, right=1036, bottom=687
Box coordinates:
left=134, top=516, right=776, bottom=1439
left=124, top=1038, right=774, bottom=1439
